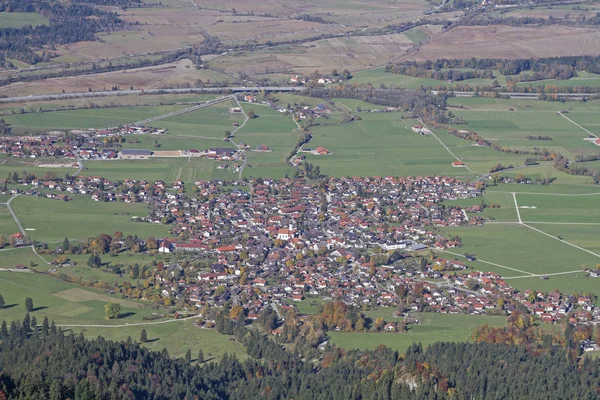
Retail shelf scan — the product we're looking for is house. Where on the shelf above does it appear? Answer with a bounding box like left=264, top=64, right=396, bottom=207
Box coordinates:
left=313, top=147, right=330, bottom=155
left=158, top=239, right=172, bottom=253
left=384, top=323, right=396, bottom=332
left=11, top=232, right=26, bottom=246
left=245, top=95, right=256, bottom=103
left=119, top=149, right=152, bottom=159
left=256, top=144, right=271, bottom=152
left=277, top=228, right=294, bottom=241
left=452, top=161, right=465, bottom=167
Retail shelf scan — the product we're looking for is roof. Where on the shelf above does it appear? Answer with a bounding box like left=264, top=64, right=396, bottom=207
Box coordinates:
left=121, top=149, right=152, bottom=156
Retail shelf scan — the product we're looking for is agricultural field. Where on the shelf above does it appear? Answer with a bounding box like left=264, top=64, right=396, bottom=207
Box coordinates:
left=0, top=155, right=76, bottom=178
left=0, top=204, right=18, bottom=236
left=1, top=60, right=233, bottom=98
left=209, top=34, right=417, bottom=75
left=303, top=111, right=528, bottom=177
left=0, top=93, right=220, bottom=116
left=405, top=26, right=600, bottom=61
left=447, top=97, right=600, bottom=159
left=0, top=12, right=48, bottom=28
left=2, top=105, right=190, bottom=134
left=11, top=195, right=169, bottom=242
left=81, top=157, right=236, bottom=182
left=328, top=312, right=506, bottom=352
left=237, top=103, right=298, bottom=179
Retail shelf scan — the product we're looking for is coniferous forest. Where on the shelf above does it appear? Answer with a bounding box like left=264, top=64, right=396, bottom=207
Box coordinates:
left=0, top=315, right=599, bottom=399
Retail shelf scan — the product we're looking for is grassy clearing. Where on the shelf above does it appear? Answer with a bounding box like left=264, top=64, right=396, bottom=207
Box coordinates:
left=0, top=272, right=154, bottom=325
left=517, top=193, right=600, bottom=223
left=0, top=12, right=48, bottom=28
left=12, top=195, right=169, bottom=242
left=69, top=320, right=247, bottom=361
left=329, top=312, right=506, bottom=352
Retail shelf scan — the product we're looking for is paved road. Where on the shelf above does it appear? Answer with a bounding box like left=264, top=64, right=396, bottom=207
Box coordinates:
left=0, top=87, right=303, bottom=103
left=6, top=194, right=25, bottom=235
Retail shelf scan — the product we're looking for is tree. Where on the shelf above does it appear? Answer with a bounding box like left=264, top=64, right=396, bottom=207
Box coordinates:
left=185, top=349, right=192, bottom=363
left=104, top=301, right=121, bottom=319
left=247, top=109, right=257, bottom=119
left=62, top=237, right=70, bottom=252
left=197, top=349, right=204, bottom=363
left=0, top=294, right=4, bottom=309
left=140, top=329, right=148, bottom=343
left=25, top=297, right=33, bottom=312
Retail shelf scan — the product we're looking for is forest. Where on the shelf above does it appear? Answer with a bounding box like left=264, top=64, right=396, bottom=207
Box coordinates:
left=0, top=313, right=599, bottom=399
left=0, top=0, right=132, bottom=64
left=386, top=55, right=600, bottom=83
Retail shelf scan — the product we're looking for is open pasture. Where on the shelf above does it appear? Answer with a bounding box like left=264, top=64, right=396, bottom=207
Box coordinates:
left=0, top=272, right=154, bottom=325
left=516, top=193, right=600, bottom=223
left=82, top=157, right=233, bottom=182
left=11, top=195, right=169, bottom=242
left=441, top=223, right=600, bottom=288
left=0, top=155, right=76, bottom=179
left=304, top=114, right=462, bottom=177
left=405, top=25, right=600, bottom=61
left=448, top=97, right=600, bottom=159
left=0, top=205, right=18, bottom=236
left=0, top=12, right=48, bottom=28
left=2, top=104, right=189, bottom=134
left=2, top=60, right=232, bottom=98
left=328, top=312, right=506, bottom=352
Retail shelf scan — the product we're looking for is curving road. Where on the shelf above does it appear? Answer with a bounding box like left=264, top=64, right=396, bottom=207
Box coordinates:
left=6, top=194, right=25, bottom=235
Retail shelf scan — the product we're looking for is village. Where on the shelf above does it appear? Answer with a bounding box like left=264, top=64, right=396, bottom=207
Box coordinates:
left=1, top=173, right=598, bottom=348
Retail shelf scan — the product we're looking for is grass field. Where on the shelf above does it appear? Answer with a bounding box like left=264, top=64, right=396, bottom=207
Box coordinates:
left=0, top=272, right=245, bottom=360
left=0, top=205, right=18, bottom=236
left=0, top=12, right=48, bottom=28
left=2, top=105, right=190, bottom=134
left=11, top=195, right=169, bottom=242
left=328, top=312, right=506, bottom=352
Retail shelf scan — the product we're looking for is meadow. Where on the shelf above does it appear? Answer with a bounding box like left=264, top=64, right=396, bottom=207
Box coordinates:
left=0, top=271, right=245, bottom=360
left=0, top=12, right=48, bottom=29
left=11, top=195, right=169, bottom=242
left=2, top=105, right=190, bottom=134
left=328, top=312, right=506, bottom=352
left=0, top=205, right=18, bottom=236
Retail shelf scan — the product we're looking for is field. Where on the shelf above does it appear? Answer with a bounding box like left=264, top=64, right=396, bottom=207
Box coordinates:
left=0, top=205, right=18, bottom=236
left=405, top=26, right=600, bottom=61
left=447, top=97, right=600, bottom=159
left=210, top=34, right=417, bottom=75
left=303, top=111, right=528, bottom=177
left=2, top=60, right=233, bottom=97
left=2, top=104, right=190, bottom=134
left=0, top=272, right=245, bottom=360
left=0, top=12, right=48, bottom=29
left=11, top=195, right=169, bottom=242
left=328, top=312, right=506, bottom=352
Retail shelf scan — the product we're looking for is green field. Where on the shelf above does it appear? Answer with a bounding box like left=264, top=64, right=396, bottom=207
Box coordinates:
left=12, top=195, right=169, bottom=242
left=3, top=105, right=190, bottom=134
left=448, top=98, right=600, bottom=159
left=0, top=205, right=18, bottom=236
left=304, top=112, right=526, bottom=177
left=0, top=12, right=48, bottom=29
left=516, top=193, right=600, bottom=223
left=0, top=272, right=245, bottom=360
left=329, top=312, right=506, bottom=352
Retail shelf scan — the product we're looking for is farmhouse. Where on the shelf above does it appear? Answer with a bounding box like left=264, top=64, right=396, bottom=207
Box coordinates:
left=313, top=147, right=330, bottom=155
left=119, top=149, right=152, bottom=159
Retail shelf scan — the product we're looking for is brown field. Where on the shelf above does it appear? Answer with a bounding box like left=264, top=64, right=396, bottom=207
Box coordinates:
left=192, top=0, right=431, bottom=25
left=2, top=60, right=232, bottom=97
left=405, top=25, right=600, bottom=61
left=210, top=33, right=415, bottom=75
left=54, top=288, right=143, bottom=309
left=204, top=19, right=351, bottom=44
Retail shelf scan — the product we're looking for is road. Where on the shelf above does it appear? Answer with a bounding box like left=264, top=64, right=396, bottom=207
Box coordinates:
left=6, top=194, right=25, bottom=235
left=0, top=87, right=304, bottom=103
left=2, top=87, right=597, bottom=105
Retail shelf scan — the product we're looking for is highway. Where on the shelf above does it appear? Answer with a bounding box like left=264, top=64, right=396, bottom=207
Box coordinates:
left=1, top=87, right=596, bottom=104
left=0, top=87, right=303, bottom=103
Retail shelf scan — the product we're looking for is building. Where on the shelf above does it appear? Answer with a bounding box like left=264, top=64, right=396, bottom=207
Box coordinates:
left=119, top=149, right=152, bottom=159
left=158, top=239, right=172, bottom=253
left=452, top=161, right=465, bottom=167
left=313, top=147, right=330, bottom=155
